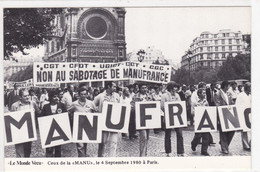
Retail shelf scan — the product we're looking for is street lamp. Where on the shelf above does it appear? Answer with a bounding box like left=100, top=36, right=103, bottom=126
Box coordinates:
left=187, top=50, right=192, bottom=84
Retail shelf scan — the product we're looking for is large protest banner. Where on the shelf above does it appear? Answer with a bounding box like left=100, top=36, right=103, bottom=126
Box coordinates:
left=4, top=109, right=37, bottom=146
left=135, top=101, right=161, bottom=130
left=38, top=113, right=72, bottom=148
left=72, top=112, right=102, bottom=143
left=7, top=79, right=34, bottom=89
left=33, top=61, right=171, bottom=85
left=101, top=102, right=131, bottom=133
left=218, top=105, right=242, bottom=132
left=164, top=101, right=188, bottom=129
left=194, top=107, right=217, bottom=133
left=237, top=107, right=251, bottom=132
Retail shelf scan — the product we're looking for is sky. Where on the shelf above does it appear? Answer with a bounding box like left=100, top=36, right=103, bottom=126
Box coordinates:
left=15, top=7, right=251, bottom=65
left=125, top=7, right=251, bottom=64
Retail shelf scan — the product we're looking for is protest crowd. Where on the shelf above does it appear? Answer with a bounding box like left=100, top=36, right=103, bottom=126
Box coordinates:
left=4, top=79, right=251, bottom=158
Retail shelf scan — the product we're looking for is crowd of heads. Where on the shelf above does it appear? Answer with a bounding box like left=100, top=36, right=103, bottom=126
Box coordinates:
left=4, top=79, right=251, bottom=109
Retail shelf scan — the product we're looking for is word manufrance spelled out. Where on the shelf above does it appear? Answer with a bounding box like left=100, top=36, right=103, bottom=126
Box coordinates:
left=4, top=101, right=250, bottom=149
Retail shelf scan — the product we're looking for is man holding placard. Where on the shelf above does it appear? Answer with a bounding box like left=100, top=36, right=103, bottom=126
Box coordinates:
left=161, top=82, right=185, bottom=157
left=94, top=81, right=120, bottom=157
left=68, top=87, right=96, bottom=157
left=236, top=82, right=251, bottom=151
left=10, top=89, right=41, bottom=157
left=214, top=81, right=234, bottom=154
left=41, top=90, right=67, bottom=157
left=132, top=82, right=153, bottom=157
left=191, top=89, right=211, bottom=156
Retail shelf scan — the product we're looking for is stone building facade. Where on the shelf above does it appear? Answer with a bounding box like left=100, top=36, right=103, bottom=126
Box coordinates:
left=43, top=8, right=126, bottom=63
left=181, top=29, right=248, bottom=71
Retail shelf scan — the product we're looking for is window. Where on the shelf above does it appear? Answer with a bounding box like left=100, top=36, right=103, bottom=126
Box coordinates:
left=200, top=47, right=203, bottom=52
left=215, top=53, right=219, bottom=59
left=215, top=40, right=218, bottom=45
left=237, top=46, right=240, bottom=50
left=207, top=47, right=211, bottom=51
left=214, top=34, right=217, bottom=38
left=206, top=34, right=209, bottom=38
left=229, top=46, right=232, bottom=51
left=200, top=55, right=203, bottom=60
left=215, top=47, right=218, bottom=51
left=222, top=46, right=225, bottom=51
left=226, top=33, right=230, bottom=37
left=229, top=53, right=232, bottom=57
left=46, top=43, right=49, bottom=53
left=51, top=41, right=54, bottom=53
left=223, top=33, right=225, bottom=37
left=57, top=42, right=60, bottom=51
left=207, top=54, right=212, bottom=59
left=236, top=39, right=240, bottom=44
left=72, top=47, right=77, bottom=56
left=205, top=40, right=208, bottom=44
left=229, top=39, right=232, bottom=44
left=222, top=39, right=225, bottom=44
left=119, top=49, right=123, bottom=57
left=222, top=53, right=226, bottom=59
left=235, top=33, right=238, bottom=37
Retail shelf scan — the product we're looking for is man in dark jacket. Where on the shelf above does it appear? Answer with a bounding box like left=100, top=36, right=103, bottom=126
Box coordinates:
left=41, top=90, right=67, bottom=157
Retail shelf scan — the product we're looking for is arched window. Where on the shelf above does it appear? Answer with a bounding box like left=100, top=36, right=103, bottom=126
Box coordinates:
left=57, top=41, right=60, bottom=51
left=61, top=41, right=63, bottom=49
left=51, top=41, right=55, bottom=53
left=46, top=42, right=49, bottom=53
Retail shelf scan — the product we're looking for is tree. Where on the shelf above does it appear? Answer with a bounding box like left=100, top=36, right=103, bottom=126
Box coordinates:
left=217, top=54, right=251, bottom=81
left=191, top=66, right=219, bottom=84
left=4, top=8, right=63, bottom=60
left=172, top=68, right=190, bottom=85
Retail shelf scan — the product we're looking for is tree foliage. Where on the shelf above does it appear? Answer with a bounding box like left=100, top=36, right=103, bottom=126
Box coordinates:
left=4, top=8, right=63, bottom=60
left=172, top=68, right=190, bottom=85
left=172, top=53, right=250, bottom=85
left=217, top=54, right=251, bottom=81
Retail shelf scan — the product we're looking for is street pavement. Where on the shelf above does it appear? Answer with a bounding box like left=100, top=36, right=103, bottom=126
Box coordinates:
left=4, top=126, right=251, bottom=157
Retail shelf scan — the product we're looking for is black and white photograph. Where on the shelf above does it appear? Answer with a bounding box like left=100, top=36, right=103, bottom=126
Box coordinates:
left=1, top=1, right=259, bottom=171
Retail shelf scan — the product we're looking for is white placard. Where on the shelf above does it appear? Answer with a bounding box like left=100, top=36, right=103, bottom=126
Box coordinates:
left=38, top=113, right=72, bottom=148
left=4, top=109, right=37, bottom=146
left=135, top=101, right=161, bottom=130
left=164, top=101, right=188, bottom=129
left=72, top=112, right=102, bottom=143
left=102, top=102, right=131, bottom=133
left=194, top=106, right=217, bottom=133
left=218, top=105, right=243, bottom=132
left=237, top=107, right=251, bottom=132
